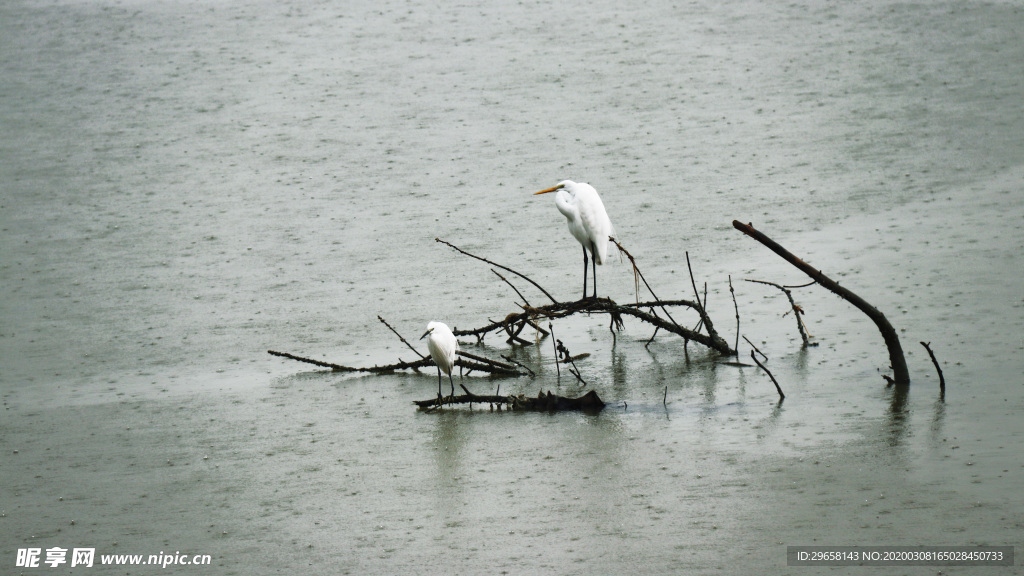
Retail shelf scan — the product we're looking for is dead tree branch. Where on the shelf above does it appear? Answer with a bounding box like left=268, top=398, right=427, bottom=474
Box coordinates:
left=733, top=220, right=909, bottom=386
left=548, top=322, right=560, bottom=378
left=556, top=339, right=588, bottom=386
left=414, top=388, right=606, bottom=412
left=920, top=341, right=945, bottom=400
left=455, top=350, right=515, bottom=371
left=729, top=275, right=740, bottom=356
left=751, top=350, right=785, bottom=400
left=268, top=349, right=526, bottom=376
left=744, top=279, right=814, bottom=347
left=437, top=238, right=558, bottom=304
left=435, top=236, right=733, bottom=355
left=610, top=237, right=686, bottom=333
left=743, top=335, right=768, bottom=362
left=268, top=349, right=431, bottom=373
left=452, top=298, right=733, bottom=355
left=500, top=354, right=536, bottom=377
left=492, top=269, right=530, bottom=306
left=378, top=315, right=427, bottom=359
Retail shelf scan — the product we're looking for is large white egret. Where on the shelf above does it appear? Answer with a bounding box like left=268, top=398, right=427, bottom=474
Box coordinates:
left=534, top=180, right=614, bottom=299
left=419, top=321, right=458, bottom=401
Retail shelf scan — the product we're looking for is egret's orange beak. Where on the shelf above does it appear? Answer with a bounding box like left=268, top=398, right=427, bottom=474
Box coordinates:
left=533, top=184, right=564, bottom=195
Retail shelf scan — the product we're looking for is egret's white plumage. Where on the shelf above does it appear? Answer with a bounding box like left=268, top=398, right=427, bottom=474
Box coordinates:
left=420, top=321, right=458, bottom=400
left=534, top=180, right=614, bottom=299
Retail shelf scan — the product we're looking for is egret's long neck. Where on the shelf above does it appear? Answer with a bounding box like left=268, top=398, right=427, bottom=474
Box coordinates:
left=553, top=190, right=577, bottom=220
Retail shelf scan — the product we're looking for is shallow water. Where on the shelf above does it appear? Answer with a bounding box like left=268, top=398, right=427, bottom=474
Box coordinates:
left=2, top=0, right=1023, bottom=573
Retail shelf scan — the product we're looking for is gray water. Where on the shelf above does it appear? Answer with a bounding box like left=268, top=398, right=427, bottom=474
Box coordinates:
left=2, top=0, right=1023, bottom=573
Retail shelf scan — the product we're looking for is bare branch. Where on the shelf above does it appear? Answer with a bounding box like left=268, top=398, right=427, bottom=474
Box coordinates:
left=500, top=354, right=536, bottom=377
left=268, top=349, right=525, bottom=376
left=377, top=315, right=427, bottom=359
left=733, top=220, right=908, bottom=385
left=456, top=349, right=515, bottom=371
left=744, top=279, right=813, bottom=347
left=437, top=238, right=558, bottom=304
left=610, top=236, right=688, bottom=339
left=742, top=336, right=768, bottom=362
left=751, top=350, right=785, bottom=400
left=268, top=349, right=431, bottom=373
left=492, top=269, right=530, bottom=306
left=685, top=252, right=724, bottom=345
left=729, top=275, right=740, bottom=356
left=920, top=341, right=945, bottom=400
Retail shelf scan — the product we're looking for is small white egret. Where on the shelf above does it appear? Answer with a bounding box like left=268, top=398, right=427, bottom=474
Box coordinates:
left=419, top=321, right=458, bottom=401
left=534, top=180, right=614, bottom=299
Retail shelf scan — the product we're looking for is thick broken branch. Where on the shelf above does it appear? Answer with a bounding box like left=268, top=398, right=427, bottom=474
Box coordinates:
left=451, top=297, right=733, bottom=355
left=610, top=300, right=733, bottom=354
left=414, top=388, right=606, bottom=412
left=733, top=220, right=909, bottom=385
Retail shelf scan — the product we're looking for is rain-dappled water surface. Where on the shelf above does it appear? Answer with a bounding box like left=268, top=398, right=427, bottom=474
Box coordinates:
left=2, top=0, right=1023, bottom=573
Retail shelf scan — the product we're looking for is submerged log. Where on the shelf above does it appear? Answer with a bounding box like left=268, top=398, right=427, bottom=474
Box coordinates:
left=414, top=387, right=605, bottom=412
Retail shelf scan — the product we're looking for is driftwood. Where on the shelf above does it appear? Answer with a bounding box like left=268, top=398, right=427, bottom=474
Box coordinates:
left=733, top=221, right=909, bottom=386
left=414, top=385, right=605, bottom=412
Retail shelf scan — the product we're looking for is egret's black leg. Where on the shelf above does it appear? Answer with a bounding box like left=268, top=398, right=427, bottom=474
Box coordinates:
left=448, top=373, right=456, bottom=399
left=436, top=367, right=443, bottom=402
left=582, top=246, right=589, bottom=300
left=590, top=241, right=598, bottom=299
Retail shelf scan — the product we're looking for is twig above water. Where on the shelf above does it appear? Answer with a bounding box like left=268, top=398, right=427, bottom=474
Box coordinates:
left=436, top=238, right=558, bottom=304
left=729, top=275, right=740, bottom=356
left=610, top=236, right=687, bottom=340
left=742, top=335, right=769, bottom=362
left=920, top=341, right=945, bottom=400
left=750, top=350, right=784, bottom=400
left=744, top=279, right=813, bottom=347
left=492, top=268, right=530, bottom=307
left=378, top=315, right=427, bottom=359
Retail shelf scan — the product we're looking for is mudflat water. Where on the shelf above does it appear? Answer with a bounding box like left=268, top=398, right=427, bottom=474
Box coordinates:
left=2, top=0, right=1022, bottom=574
